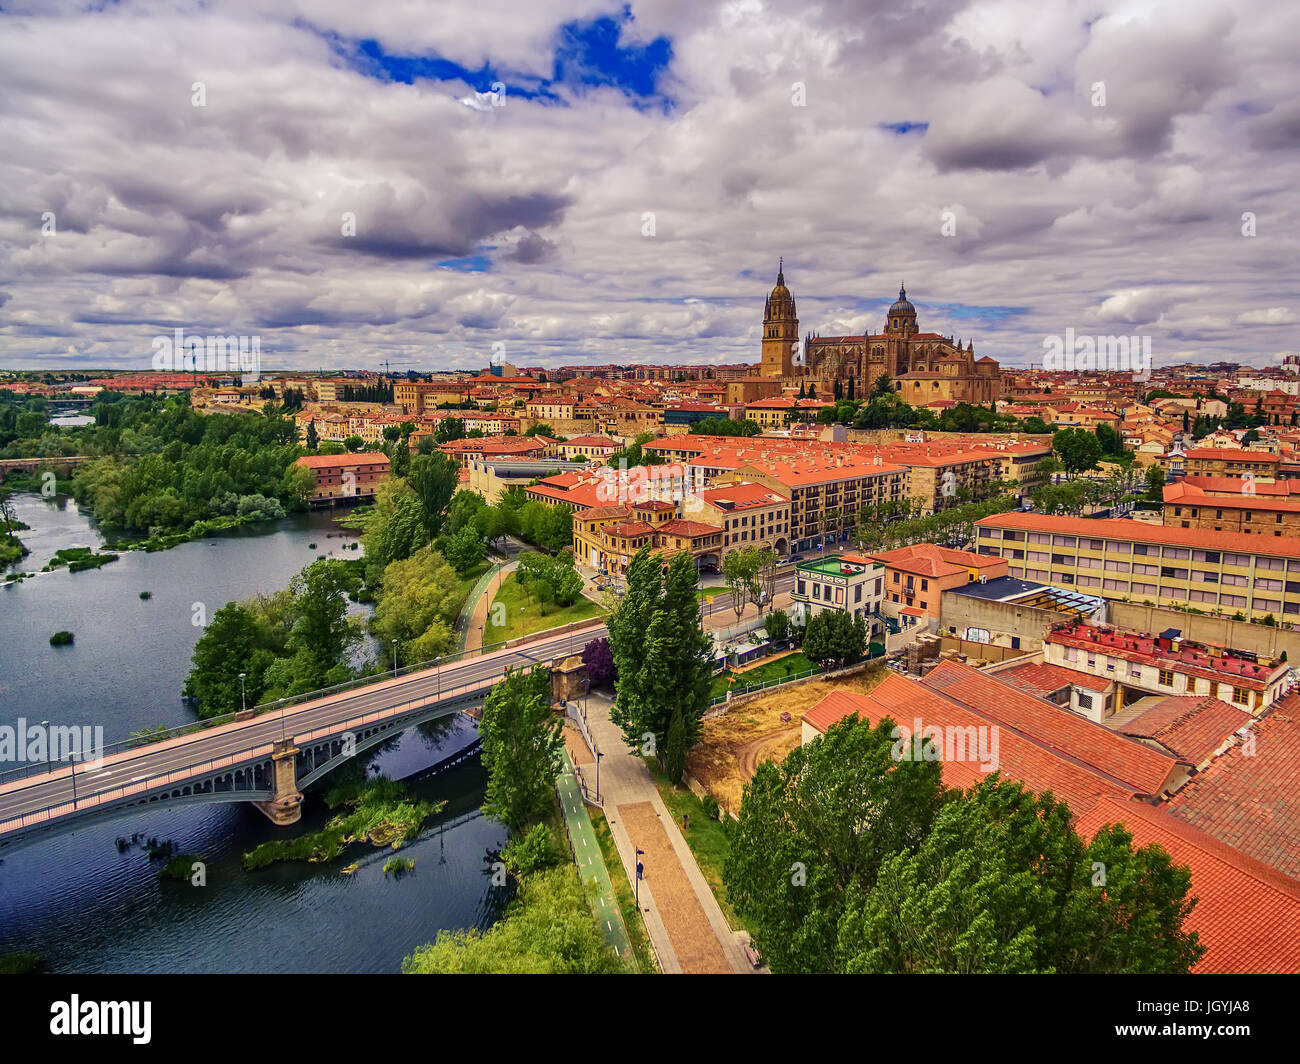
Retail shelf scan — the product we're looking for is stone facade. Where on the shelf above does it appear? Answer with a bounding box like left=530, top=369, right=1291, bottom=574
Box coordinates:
left=758, top=265, right=1001, bottom=406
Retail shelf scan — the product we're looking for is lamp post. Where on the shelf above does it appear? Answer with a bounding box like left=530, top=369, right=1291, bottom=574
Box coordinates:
left=635, top=847, right=645, bottom=910
left=239, top=672, right=247, bottom=713
left=595, top=748, right=603, bottom=801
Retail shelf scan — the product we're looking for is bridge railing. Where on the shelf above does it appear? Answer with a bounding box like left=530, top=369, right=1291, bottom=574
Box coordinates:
left=0, top=673, right=501, bottom=837
left=0, top=618, right=608, bottom=789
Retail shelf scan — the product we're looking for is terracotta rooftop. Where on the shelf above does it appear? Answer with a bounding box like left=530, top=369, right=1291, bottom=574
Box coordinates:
left=802, top=674, right=1133, bottom=816
left=866, top=543, right=1006, bottom=579
left=658, top=518, right=723, bottom=537
left=976, top=510, right=1300, bottom=558
left=995, top=661, right=1113, bottom=696
left=1113, top=696, right=1252, bottom=766
left=1075, top=797, right=1300, bottom=974
left=1045, top=623, right=1285, bottom=690
left=295, top=453, right=390, bottom=468
left=921, top=660, right=1186, bottom=796
left=1165, top=706, right=1300, bottom=880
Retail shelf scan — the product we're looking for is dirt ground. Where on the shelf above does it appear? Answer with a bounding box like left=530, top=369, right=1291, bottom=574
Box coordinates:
left=687, top=666, right=885, bottom=814
left=563, top=721, right=593, bottom=765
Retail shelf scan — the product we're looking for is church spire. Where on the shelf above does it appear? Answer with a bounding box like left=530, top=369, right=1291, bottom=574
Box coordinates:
left=778, top=257, right=785, bottom=286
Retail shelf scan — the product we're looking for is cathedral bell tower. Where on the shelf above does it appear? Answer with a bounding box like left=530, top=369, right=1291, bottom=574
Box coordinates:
left=760, top=259, right=799, bottom=378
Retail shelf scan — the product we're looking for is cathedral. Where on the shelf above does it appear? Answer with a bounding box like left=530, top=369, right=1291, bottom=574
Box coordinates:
left=759, top=263, right=1001, bottom=406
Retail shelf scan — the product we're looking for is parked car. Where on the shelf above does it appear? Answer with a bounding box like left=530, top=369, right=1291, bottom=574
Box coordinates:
left=699, top=563, right=720, bottom=575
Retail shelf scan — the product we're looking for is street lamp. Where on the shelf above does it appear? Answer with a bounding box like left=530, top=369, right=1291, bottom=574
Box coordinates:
left=635, top=847, right=645, bottom=910
left=239, top=672, right=247, bottom=713
left=595, top=748, right=603, bottom=801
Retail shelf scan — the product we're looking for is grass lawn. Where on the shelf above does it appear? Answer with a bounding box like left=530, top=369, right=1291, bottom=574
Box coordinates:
left=588, top=807, right=659, bottom=973
left=484, top=573, right=605, bottom=643
left=711, top=650, right=819, bottom=699
left=642, top=758, right=751, bottom=935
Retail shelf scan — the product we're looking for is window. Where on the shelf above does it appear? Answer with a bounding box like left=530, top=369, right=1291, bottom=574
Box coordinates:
left=1158, top=669, right=1174, bottom=687
left=1232, top=687, right=1249, bottom=706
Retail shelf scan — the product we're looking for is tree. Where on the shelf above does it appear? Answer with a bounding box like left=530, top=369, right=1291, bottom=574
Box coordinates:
left=1144, top=464, right=1166, bottom=502
left=870, top=374, right=893, bottom=400
left=836, top=778, right=1204, bottom=974
left=344, top=435, right=364, bottom=452
left=479, top=665, right=563, bottom=831
left=723, top=547, right=762, bottom=623
left=764, top=609, right=790, bottom=643
left=801, top=609, right=866, bottom=668
left=725, top=714, right=946, bottom=973
left=609, top=548, right=712, bottom=780
left=305, top=420, right=319, bottom=450
left=369, top=547, right=461, bottom=665
left=665, top=708, right=687, bottom=787
left=443, top=522, right=486, bottom=575
left=435, top=417, right=465, bottom=443
left=1094, top=423, right=1123, bottom=456
left=408, top=451, right=460, bottom=538
left=582, top=637, right=617, bottom=688
left=1052, top=428, right=1103, bottom=475
left=183, top=602, right=277, bottom=717
left=402, top=865, right=620, bottom=974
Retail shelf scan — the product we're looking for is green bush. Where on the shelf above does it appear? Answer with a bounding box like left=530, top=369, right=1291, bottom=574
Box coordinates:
left=701, top=794, right=721, bottom=821
left=49, top=630, right=74, bottom=646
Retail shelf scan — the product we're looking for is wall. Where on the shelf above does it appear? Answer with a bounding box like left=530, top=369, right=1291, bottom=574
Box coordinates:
left=936, top=635, right=1032, bottom=663
left=1108, top=601, right=1300, bottom=658
left=938, top=591, right=1105, bottom=653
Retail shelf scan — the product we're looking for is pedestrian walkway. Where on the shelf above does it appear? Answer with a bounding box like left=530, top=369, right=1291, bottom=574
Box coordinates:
left=583, top=692, right=753, bottom=974
left=464, top=560, right=515, bottom=652
left=555, top=751, right=634, bottom=967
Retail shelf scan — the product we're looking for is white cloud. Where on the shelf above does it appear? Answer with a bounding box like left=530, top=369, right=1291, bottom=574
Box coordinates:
left=0, top=0, right=1296, bottom=371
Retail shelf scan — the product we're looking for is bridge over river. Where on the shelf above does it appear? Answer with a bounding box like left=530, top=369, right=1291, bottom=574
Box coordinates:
left=0, top=620, right=606, bottom=855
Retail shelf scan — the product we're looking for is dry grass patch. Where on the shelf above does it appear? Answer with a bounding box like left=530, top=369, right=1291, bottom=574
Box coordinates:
left=687, top=665, right=886, bottom=814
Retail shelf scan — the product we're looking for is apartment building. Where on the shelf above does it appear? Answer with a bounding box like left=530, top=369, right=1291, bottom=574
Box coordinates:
left=1164, top=479, right=1300, bottom=536
left=571, top=503, right=723, bottom=575
left=1041, top=622, right=1290, bottom=717
left=681, top=482, right=792, bottom=555
left=294, top=453, right=390, bottom=504
left=554, top=434, right=619, bottom=460
left=525, top=396, right=577, bottom=421
left=866, top=543, right=1009, bottom=617
left=1180, top=448, right=1281, bottom=479
left=975, top=511, right=1300, bottom=622
left=733, top=455, right=909, bottom=553
left=790, top=553, right=884, bottom=626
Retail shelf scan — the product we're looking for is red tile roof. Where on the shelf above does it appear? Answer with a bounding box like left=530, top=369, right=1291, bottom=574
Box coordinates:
left=1183, top=448, right=1280, bottom=463
left=921, top=660, right=1186, bottom=796
left=1046, top=623, right=1285, bottom=690
left=1075, top=798, right=1300, bottom=974
left=976, top=510, right=1300, bottom=558
left=295, top=453, right=390, bottom=469
left=803, top=673, right=1134, bottom=815
left=866, top=543, right=1007, bottom=579
left=658, top=518, right=723, bottom=537
left=1165, top=707, right=1300, bottom=879
left=1115, top=696, right=1252, bottom=766
left=995, top=661, right=1113, bottom=696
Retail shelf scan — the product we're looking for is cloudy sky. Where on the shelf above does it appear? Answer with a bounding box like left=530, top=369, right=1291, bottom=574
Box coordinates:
left=1, top=0, right=1296, bottom=374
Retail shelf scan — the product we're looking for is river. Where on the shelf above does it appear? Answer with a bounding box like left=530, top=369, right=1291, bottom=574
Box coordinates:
left=0, top=491, right=505, bottom=973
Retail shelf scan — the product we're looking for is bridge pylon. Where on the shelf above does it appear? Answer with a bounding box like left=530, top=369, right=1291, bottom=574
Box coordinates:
left=253, top=739, right=303, bottom=826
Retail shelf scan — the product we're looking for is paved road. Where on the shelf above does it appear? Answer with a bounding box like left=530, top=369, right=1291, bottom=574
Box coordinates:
left=0, top=620, right=608, bottom=832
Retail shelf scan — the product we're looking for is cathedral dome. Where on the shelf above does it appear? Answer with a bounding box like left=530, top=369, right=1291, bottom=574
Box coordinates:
left=889, top=283, right=916, bottom=316
left=770, top=259, right=791, bottom=301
